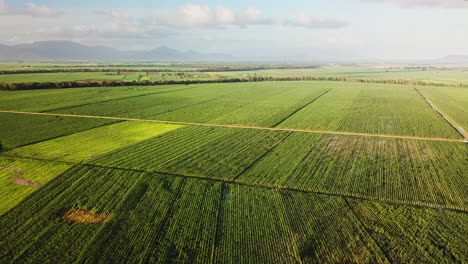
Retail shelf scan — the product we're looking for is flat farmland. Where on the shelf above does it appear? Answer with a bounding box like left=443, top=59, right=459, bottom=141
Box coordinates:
left=2, top=81, right=461, bottom=138
left=0, top=77, right=467, bottom=263
left=0, top=72, right=125, bottom=83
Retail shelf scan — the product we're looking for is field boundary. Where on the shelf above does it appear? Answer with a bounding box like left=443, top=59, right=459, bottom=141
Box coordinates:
left=273, top=88, right=332, bottom=127
left=1, top=110, right=465, bottom=143
left=414, top=87, right=468, bottom=140
left=3, top=154, right=467, bottom=214
left=84, top=164, right=468, bottom=214
left=43, top=84, right=203, bottom=113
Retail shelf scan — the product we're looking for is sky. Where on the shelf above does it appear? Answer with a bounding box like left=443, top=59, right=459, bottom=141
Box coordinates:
left=0, top=0, right=467, bottom=60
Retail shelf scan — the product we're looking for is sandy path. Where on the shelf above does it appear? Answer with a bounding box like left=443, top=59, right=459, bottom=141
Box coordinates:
left=1, top=110, right=466, bottom=143
left=415, top=88, right=468, bottom=140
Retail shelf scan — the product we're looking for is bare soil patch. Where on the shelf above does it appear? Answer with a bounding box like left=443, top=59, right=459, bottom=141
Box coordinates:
left=148, top=72, right=161, bottom=75
left=12, top=177, right=42, bottom=187
left=0, top=166, right=42, bottom=188
left=58, top=208, right=112, bottom=224
left=119, top=72, right=138, bottom=75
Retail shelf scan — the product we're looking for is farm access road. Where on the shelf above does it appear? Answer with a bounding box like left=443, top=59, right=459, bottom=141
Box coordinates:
left=1, top=110, right=466, bottom=143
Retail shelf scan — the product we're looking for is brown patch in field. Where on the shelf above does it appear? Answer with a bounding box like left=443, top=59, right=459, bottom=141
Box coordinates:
left=148, top=72, right=161, bottom=75
left=0, top=166, right=42, bottom=188
left=12, top=177, right=42, bottom=187
left=85, top=154, right=98, bottom=158
left=49, top=153, right=68, bottom=157
left=58, top=208, right=112, bottom=224
left=325, top=136, right=392, bottom=159
left=400, top=140, right=433, bottom=161
left=119, top=72, right=138, bottom=75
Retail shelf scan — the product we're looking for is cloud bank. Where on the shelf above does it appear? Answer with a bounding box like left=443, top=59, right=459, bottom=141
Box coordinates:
left=360, top=0, right=468, bottom=8
left=156, top=4, right=348, bottom=29
left=0, top=0, right=63, bottom=17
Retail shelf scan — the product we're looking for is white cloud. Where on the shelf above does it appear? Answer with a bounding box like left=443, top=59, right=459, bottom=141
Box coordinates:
left=238, top=7, right=272, bottom=25
left=0, top=1, right=62, bottom=17
left=157, top=4, right=345, bottom=29
left=23, top=3, right=63, bottom=17
left=287, top=11, right=349, bottom=29
left=160, top=4, right=214, bottom=27
left=359, top=0, right=468, bottom=8
left=215, top=6, right=236, bottom=24
left=0, top=0, right=6, bottom=12
left=96, top=9, right=131, bottom=23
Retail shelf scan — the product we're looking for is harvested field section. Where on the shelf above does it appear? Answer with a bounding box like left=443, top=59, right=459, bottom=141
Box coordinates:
left=8, top=121, right=183, bottom=162
left=0, top=156, right=70, bottom=215
left=237, top=133, right=468, bottom=210
left=279, top=83, right=461, bottom=139
left=91, top=126, right=290, bottom=180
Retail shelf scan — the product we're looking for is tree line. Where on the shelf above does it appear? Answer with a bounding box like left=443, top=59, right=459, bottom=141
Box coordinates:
left=1, top=76, right=466, bottom=91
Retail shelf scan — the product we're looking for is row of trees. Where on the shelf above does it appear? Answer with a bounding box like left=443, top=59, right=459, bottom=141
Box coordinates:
left=1, top=76, right=466, bottom=91
left=0, top=65, right=321, bottom=75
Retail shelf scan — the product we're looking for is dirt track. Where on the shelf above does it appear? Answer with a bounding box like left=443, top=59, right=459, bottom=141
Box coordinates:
left=414, top=88, right=468, bottom=140
left=1, top=110, right=466, bottom=143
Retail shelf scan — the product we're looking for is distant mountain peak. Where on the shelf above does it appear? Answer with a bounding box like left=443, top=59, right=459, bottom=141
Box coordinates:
left=0, top=40, right=231, bottom=61
left=435, top=54, right=468, bottom=63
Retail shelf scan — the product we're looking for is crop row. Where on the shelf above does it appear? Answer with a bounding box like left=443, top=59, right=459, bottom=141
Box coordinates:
left=278, top=84, right=461, bottom=139
left=1, top=81, right=462, bottom=138
left=0, top=165, right=465, bottom=263
left=0, top=156, right=70, bottom=215
left=418, top=86, right=468, bottom=133
left=7, top=121, right=183, bottom=163
left=91, top=126, right=291, bottom=179
left=0, top=112, right=115, bottom=150
left=0, top=84, right=195, bottom=112
left=92, top=126, right=468, bottom=210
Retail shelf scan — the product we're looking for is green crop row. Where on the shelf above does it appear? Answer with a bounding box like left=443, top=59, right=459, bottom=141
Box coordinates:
left=0, top=165, right=465, bottom=263
left=278, top=83, right=462, bottom=139
left=0, top=156, right=70, bottom=215
left=418, top=86, right=468, bottom=133
left=7, top=121, right=183, bottom=163
left=0, top=113, right=116, bottom=150
left=91, top=126, right=468, bottom=210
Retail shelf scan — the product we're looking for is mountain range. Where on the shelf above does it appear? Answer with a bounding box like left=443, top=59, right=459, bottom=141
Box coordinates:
left=0, top=41, right=467, bottom=63
left=0, top=41, right=232, bottom=61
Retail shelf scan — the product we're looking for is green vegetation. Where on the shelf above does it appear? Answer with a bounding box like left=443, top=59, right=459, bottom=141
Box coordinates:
left=0, top=72, right=124, bottom=83
left=277, top=83, right=462, bottom=139
left=91, top=126, right=290, bottom=179
left=7, top=121, right=183, bottom=162
left=91, top=126, right=467, bottom=210
left=0, top=64, right=467, bottom=263
left=0, top=165, right=465, bottom=263
left=0, top=156, right=70, bottom=214
left=418, top=86, right=468, bottom=132
left=0, top=84, right=197, bottom=112
left=0, top=112, right=115, bottom=149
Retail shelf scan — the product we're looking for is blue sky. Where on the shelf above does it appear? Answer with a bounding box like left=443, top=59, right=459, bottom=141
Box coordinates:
left=1, top=0, right=467, bottom=60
